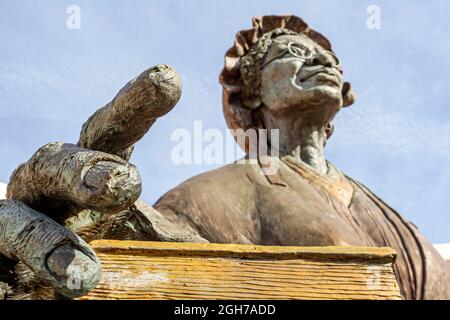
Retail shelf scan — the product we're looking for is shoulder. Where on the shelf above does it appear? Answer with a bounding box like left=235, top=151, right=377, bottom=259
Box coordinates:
left=152, top=161, right=263, bottom=243
left=154, top=161, right=262, bottom=208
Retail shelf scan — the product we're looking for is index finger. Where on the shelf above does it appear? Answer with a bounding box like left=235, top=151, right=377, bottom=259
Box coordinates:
left=77, top=64, right=182, bottom=160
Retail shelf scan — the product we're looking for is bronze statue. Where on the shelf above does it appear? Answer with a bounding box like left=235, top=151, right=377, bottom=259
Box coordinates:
left=1, top=15, right=449, bottom=300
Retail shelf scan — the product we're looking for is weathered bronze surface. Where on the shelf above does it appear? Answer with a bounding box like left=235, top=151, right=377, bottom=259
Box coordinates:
left=1, top=15, right=449, bottom=300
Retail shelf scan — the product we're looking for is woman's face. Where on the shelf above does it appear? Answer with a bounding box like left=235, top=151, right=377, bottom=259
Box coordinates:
left=259, top=34, right=345, bottom=116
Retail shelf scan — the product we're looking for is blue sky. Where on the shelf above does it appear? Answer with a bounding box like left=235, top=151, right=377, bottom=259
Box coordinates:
left=0, top=0, right=449, bottom=243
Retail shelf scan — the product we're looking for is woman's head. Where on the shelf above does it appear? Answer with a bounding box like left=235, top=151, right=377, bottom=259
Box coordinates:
left=220, top=15, right=355, bottom=151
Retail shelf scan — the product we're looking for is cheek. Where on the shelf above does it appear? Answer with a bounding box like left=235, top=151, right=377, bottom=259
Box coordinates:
left=260, top=61, right=303, bottom=109
left=262, top=60, right=302, bottom=82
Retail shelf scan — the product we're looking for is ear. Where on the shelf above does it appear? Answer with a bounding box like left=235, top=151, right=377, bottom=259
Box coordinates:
left=325, top=121, right=334, bottom=140
left=342, top=82, right=356, bottom=108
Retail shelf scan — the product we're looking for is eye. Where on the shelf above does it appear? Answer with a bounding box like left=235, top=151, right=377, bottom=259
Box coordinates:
left=321, top=51, right=341, bottom=69
left=287, top=42, right=312, bottom=59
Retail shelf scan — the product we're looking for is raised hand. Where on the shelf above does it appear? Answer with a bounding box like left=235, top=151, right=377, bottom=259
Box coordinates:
left=0, top=64, right=181, bottom=298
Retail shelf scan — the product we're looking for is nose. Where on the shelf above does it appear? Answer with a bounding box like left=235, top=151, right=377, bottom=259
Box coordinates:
left=308, top=50, right=335, bottom=68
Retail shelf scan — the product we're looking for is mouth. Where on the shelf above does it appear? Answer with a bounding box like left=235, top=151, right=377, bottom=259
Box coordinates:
left=296, top=68, right=342, bottom=87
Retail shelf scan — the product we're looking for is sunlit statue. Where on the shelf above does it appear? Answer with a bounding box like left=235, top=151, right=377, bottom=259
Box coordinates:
left=1, top=15, right=449, bottom=300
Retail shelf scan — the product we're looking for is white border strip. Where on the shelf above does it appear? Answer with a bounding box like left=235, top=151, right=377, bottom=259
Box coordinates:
left=0, top=182, right=6, bottom=200
left=434, top=243, right=450, bottom=261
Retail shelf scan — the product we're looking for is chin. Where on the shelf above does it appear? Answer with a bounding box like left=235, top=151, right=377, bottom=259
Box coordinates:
left=302, top=85, right=343, bottom=108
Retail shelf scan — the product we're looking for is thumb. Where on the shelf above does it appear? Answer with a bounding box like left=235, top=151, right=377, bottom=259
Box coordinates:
left=0, top=199, right=101, bottom=298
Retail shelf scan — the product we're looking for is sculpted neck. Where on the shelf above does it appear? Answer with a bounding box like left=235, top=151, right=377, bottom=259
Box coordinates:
left=259, top=107, right=329, bottom=174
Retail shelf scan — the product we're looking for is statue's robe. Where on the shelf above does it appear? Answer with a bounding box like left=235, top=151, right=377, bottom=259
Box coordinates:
left=137, top=156, right=450, bottom=300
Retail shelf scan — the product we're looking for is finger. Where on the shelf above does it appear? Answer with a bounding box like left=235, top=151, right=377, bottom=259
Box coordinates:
left=77, top=64, right=182, bottom=160
left=0, top=199, right=100, bottom=298
left=7, top=142, right=141, bottom=221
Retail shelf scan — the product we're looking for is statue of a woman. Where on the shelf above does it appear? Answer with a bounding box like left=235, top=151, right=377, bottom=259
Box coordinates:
left=1, top=15, right=449, bottom=300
